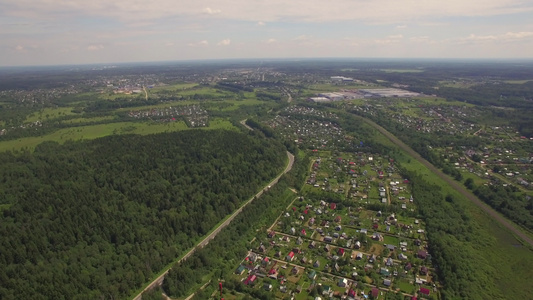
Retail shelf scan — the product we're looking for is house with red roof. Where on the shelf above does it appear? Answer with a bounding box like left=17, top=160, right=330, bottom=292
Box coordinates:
left=330, top=202, right=337, bottom=210
left=420, top=287, right=431, bottom=295
left=371, top=287, right=379, bottom=299
left=338, top=248, right=345, bottom=257
left=286, top=251, right=295, bottom=261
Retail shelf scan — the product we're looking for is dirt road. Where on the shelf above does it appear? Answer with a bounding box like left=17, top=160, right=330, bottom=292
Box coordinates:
left=132, top=151, right=295, bottom=300
left=358, top=116, right=533, bottom=248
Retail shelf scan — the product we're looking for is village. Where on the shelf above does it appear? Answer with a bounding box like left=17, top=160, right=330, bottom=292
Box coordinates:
left=128, top=105, right=209, bottom=127
left=226, top=150, right=436, bottom=300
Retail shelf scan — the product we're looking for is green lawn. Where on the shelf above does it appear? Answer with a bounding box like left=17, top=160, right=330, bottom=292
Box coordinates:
left=25, top=107, right=79, bottom=122
left=61, top=116, right=116, bottom=124
left=0, top=119, right=237, bottom=152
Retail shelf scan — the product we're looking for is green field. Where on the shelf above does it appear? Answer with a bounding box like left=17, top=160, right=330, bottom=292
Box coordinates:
left=0, top=119, right=237, bottom=152
left=25, top=107, right=79, bottom=122
left=61, top=116, right=116, bottom=124
left=148, top=83, right=199, bottom=92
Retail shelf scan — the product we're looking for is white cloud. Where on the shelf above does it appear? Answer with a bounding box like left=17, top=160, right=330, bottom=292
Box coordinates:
left=87, top=44, right=104, bottom=51
left=395, top=25, right=407, bottom=29
left=266, top=38, right=276, bottom=44
left=187, top=40, right=209, bottom=47
left=204, top=7, right=221, bottom=15
left=217, top=39, right=231, bottom=46
left=4, top=0, right=532, bottom=24
left=387, top=34, right=403, bottom=39
left=15, top=45, right=24, bottom=51
left=257, top=21, right=266, bottom=26
left=458, top=31, right=533, bottom=44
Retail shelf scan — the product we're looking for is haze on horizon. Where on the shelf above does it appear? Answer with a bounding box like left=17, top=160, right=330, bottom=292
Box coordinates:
left=1, top=0, right=533, bottom=67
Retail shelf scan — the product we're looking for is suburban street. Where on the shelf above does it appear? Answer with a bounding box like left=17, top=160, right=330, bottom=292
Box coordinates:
left=132, top=151, right=295, bottom=300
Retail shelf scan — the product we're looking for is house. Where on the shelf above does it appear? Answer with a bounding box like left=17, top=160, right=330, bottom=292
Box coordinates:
left=338, top=278, right=348, bottom=287
left=301, top=256, right=307, bottom=264
left=286, top=251, right=295, bottom=261
left=418, top=250, right=428, bottom=259
left=333, top=263, right=341, bottom=272
left=268, top=267, right=278, bottom=279
left=420, top=287, right=431, bottom=295
left=308, top=270, right=317, bottom=280
left=268, top=231, right=276, bottom=238
left=360, top=228, right=368, bottom=235
left=330, top=203, right=337, bottom=210
left=399, top=253, right=408, bottom=260
left=244, top=274, right=257, bottom=285
left=263, top=283, right=273, bottom=291
left=313, top=260, right=320, bottom=268
left=324, top=244, right=331, bottom=252
left=386, top=258, right=394, bottom=266
left=380, top=268, right=390, bottom=276
left=383, top=279, right=391, bottom=286
left=338, top=248, right=345, bottom=257
left=309, top=241, right=317, bottom=248
left=235, top=265, right=246, bottom=275
left=405, top=263, right=412, bottom=271
left=368, top=254, right=376, bottom=263
left=262, top=256, right=269, bottom=266
left=296, top=285, right=302, bottom=293
left=309, top=217, right=316, bottom=225
left=333, top=232, right=340, bottom=238
left=291, top=266, right=299, bottom=275
left=275, top=250, right=281, bottom=258
left=348, top=289, right=356, bottom=298
left=280, top=285, right=287, bottom=293
left=335, top=225, right=342, bottom=231
left=258, top=245, right=266, bottom=253
left=420, top=266, right=428, bottom=275
left=290, top=227, right=296, bottom=235
left=334, top=215, right=342, bottom=223
left=354, top=241, right=361, bottom=249
left=297, top=237, right=303, bottom=245
left=356, top=252, right=363, bottom=260
left=371, top=287, right=379, bottom=298
left=324, top=236, right=333, bottom=243
left=322, top=285, right=331, bottom=296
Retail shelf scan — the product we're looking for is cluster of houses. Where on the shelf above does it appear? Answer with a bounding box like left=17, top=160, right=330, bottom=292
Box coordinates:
left=265, top=108, right=346, bottom=150
left=128, top=105, right=208, bottom=127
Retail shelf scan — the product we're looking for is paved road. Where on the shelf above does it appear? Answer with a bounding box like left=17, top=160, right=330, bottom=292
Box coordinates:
left=132, top=151, right=295, bottom=300
left=358, top=115, right=533, bottom=248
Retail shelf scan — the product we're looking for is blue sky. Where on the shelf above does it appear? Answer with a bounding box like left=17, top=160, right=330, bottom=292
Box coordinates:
left=1, top=0, right=533, bottom=66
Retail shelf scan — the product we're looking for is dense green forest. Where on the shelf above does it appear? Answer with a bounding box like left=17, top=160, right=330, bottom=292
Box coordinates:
left=400, top=167, right=502, bottom=300
left=161, top=153, right=310, bottom=299
left=0, top=130, right=287, bottom=299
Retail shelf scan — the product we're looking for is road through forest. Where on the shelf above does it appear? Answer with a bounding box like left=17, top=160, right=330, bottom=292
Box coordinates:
left=132, top=151, right=294, bottom=300
left=358, top=116, right=533, bottom=247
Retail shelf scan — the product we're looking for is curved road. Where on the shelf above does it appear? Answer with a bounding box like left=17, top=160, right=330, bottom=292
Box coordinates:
left=358, top=115, right=533, bottom=247
left=132, top=151, right=295, bottom=300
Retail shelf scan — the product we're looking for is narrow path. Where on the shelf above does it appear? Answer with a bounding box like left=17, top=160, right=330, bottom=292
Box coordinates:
left=132, top=151, right=295, bottom=300
left=143, top=86, right=148, bottom=100
left=357, top=115, right=533, bottom=247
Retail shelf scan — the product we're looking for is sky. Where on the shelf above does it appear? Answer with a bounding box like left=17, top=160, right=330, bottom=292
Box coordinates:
left=1, top=0, right=533, bottom=66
